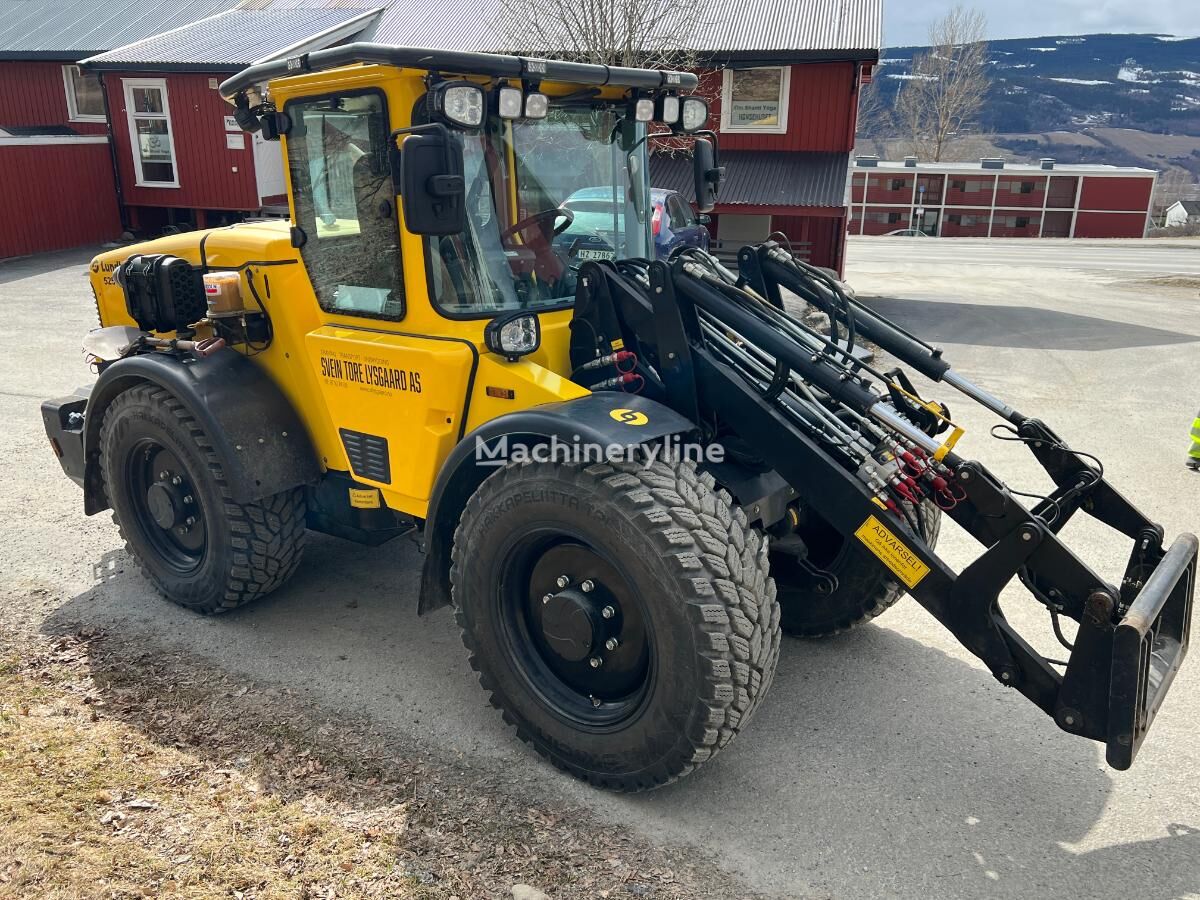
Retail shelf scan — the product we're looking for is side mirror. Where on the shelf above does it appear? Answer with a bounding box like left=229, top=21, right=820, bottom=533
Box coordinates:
left=398, top=126, right=466, bottom=236
left=692, top=137, right=723, bottom=214
left=697, top=213, right=711, bottom=225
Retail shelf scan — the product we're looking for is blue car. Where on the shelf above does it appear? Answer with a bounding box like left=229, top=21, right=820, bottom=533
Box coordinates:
left=554, top=187, right=710, bottom=262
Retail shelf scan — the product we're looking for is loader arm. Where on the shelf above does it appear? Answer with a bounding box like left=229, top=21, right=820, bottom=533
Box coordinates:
left=570, top=248, right=1195, bottom=770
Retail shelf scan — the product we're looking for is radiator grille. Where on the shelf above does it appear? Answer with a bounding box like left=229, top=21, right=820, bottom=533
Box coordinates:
left=339, top=429, right=391, bottom=484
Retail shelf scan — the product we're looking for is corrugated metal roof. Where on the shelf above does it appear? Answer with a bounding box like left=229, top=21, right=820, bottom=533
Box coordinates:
left=366, top=0, right=880, bottom=58
left=650, top=150, right=850, bottom=208
left=4, top=0, right=878, bottom=65
left=0, top=0, right=238, bottom=58
left=82, top=6, right=379, bottom=68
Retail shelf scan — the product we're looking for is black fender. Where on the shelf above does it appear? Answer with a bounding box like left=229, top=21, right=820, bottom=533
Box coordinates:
left=80, top=349, right=320, bottom=515
left=417, top=391, right=698, bottom=614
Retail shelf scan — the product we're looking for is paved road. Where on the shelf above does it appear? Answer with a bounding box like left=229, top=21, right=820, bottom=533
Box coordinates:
left=4, top=240, right=1200, bottom=899
left=850, top=235, right=1200, bottom=276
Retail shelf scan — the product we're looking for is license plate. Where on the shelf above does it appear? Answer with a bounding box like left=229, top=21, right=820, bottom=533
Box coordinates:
left=575, top=248, right=616, bottom=261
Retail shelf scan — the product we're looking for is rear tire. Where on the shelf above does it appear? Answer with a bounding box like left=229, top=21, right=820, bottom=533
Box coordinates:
left=452, top=458, right=780, bottom=791
left=99, top=383, right=306, bottom=614
left=773, top=502, right=940, bottom=637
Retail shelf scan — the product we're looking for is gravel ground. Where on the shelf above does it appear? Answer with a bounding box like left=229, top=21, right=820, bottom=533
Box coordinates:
left=3, top=238, right=1200, bottom=899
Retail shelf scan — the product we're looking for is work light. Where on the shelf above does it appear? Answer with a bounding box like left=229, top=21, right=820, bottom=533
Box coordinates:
left=485, top=312, right=541, bottom=361
left=633, top=97, right=655, bottom=122
left=497, top=86, right=523, bottom=119
left=680, top=96, right=708, bottom=132
left=524, top=91, right=550, bottom=119
left=658, top=95, right=681, bottom=125
left=430, top=81, right=485, bottom=128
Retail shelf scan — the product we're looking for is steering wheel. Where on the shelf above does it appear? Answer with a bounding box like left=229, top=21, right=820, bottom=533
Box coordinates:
left=500, top=207, right=575, bottom=243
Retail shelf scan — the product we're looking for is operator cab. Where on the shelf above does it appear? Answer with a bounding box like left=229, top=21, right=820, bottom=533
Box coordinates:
left=223, top=47, right=721, bottom=351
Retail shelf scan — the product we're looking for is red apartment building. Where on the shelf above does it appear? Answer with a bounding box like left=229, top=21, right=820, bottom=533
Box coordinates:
left=849, top=156, right=1157, bottom=239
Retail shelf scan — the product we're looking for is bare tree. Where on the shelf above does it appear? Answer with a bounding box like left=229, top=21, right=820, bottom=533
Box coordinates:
left=854, top=52, right=889, bottom=142
left=494, top=0, right=705, bottom=69
left=894, top=6, right=990, bottom=162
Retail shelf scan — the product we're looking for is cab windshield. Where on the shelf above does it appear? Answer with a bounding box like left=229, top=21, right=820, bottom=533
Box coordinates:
left=427, top=106, right=651, bottom=317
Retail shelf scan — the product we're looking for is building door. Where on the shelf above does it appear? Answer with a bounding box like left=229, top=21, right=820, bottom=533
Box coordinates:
left=253, top=131, right=287, bottom=206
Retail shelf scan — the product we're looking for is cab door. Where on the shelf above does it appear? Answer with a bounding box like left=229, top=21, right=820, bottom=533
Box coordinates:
left=285, top=88, right=476, bottom=517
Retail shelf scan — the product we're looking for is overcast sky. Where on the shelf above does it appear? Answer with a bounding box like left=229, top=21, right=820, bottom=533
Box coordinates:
left=884, top=1, right=1199, bottom=47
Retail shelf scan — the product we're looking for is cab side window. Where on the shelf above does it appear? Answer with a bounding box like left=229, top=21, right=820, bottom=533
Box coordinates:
left=285, top=92, right=404, bottom=320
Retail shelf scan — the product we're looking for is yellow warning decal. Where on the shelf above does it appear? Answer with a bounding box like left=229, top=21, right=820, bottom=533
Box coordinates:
left=854, top=515, right=929, bottom=589
left=610, top=337, right=625, bottom=350
left=610, top=408, right=648, bottom=426
left=349, top=487, right=381, bottom=509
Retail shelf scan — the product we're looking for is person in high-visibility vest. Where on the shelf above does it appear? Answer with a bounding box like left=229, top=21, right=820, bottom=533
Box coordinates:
left=1189, top=412, right=1200, bottom=470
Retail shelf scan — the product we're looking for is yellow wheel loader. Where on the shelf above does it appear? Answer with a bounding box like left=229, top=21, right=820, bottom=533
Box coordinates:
left=43, top=45, right=1194, bottom=791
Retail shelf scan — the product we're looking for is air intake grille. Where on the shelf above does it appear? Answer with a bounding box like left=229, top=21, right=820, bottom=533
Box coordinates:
left=339, top=429, right=391, bottom=484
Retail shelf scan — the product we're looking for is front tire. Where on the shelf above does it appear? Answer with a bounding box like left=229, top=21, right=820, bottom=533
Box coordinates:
left=452, top=458, right=781, bottom=791
left=99, top=383, right=306, bottom=614
left=773, top=502, right=940, bottom=637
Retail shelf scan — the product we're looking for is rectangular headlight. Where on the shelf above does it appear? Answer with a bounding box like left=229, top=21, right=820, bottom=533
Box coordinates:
left=432, top=81, right=485, bottom=128
left=524, top=92, right=549, bottom=119
left=634, top=97, right=655, bottom=122
left=497, top=86, right=523, bottom=119
left=680, top=96, right=708, bottom=132
left=658, top=95, right=681, bottom=124
left=485, top=312, right=541, bottom=361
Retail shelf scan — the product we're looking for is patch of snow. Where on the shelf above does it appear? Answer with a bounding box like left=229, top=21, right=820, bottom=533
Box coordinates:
left=1029, top=47, right=1058, bottom=52
left=878, top=57, right=909, bottom=65
left=1118, top=64, right=1161, bottom=84
left=1156, top=35, right=1196, bottom=42
left=885, top=73, right=938, bottom=81
left=1056, top=38, right=1085, bottom=45
left=1046, top=77, right=1112, bottom=85
left=1128, top=89, right=1150, bottom=94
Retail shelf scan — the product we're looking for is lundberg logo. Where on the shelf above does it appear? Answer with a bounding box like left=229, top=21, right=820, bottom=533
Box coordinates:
left=475, top=434, right=725, bottom=469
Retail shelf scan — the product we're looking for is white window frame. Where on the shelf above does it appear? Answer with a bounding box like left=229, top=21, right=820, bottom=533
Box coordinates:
left=719, top=66, right=791, bottom=135
left=122, top=77, right=180, bottom=188
left=62, top=64, right=106, bottom=123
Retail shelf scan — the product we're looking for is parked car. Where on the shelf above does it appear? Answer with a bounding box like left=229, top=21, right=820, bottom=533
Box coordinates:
left=882, top=228, right=931, bottom=237
left=554, top=187, right=710, bottom=261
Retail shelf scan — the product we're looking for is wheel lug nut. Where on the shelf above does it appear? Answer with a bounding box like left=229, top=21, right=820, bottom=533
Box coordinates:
left=159, top=471, right=169, bottom=480
left=171, top=476, right=182, bottom=486
left=185, top=516, right=196, bottom=526
left=601, top=606, right=615, bottom=619
left=589, top=657, right=603, bottom=668
left=590, top=695, right=601, bottom=708
left=581, top=579, right=595, bottom=593
left=183, top=495, right=193, bottom=504
left=541, top=593, right=553, bottom=604
left=605, top=638, right=619, bottom=651
left=556, top=575, right=570, bottom=589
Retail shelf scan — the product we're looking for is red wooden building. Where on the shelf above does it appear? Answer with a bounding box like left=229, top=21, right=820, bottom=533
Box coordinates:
left=80, top=6, right=380, bottom=234
left=849, top=157, right=1157, bottom=239
left=2, top=0, right=881, bottom=269
left=0, top=0, right=236, bottom=258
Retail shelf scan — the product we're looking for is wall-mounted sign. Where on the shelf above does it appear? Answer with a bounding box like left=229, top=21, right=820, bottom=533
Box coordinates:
left=224, top=115, right=239, bottom=131
left=226, top=132, right=245, bottom=150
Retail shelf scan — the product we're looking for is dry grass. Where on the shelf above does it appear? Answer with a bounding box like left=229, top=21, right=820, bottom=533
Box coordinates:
left=0, top=630, right=758, bottom=900
left=0, top=638, right=432, bottom=900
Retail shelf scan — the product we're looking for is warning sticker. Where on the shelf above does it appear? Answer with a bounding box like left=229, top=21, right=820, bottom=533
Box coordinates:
left=349, top=488, right=381, bottom=509
left=854, top=515, right=929, bottom=589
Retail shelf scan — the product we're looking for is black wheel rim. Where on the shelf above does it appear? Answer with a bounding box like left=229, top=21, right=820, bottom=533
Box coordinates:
left=124, top=439, right=207, bottom=575
left=497, top=529, right=654, bottom=729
